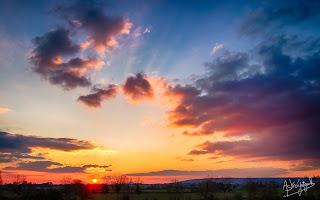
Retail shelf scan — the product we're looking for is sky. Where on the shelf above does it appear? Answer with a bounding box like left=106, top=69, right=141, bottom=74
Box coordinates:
left=0, top=0, right=320, bottom=184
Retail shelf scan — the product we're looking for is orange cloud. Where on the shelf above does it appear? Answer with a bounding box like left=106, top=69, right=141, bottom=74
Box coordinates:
left=78, top=84, right=120, bottom=108
left=123, top=73, right=154, bottom=103
left=0, top=107, right=11, bottom=114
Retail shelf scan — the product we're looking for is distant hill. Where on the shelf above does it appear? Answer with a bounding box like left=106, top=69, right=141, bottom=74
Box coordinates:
left=179, top=177, right=306, bottom=185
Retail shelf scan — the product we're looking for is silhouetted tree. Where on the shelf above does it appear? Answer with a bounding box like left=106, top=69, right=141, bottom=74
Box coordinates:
left=198, top=179, right=217, bottom=200
left=62, top=179, right=90, bottom=200
left=168, top=179, right=184, bottom=200
left=246, top=181, right=258, bottom=200
left=12, top=174, right=26, bottom=185
left=136, top=184, right=142, bottom=195
left=102, top=184, right=110, bottom=200
left=134, top=177, right=143, bottom=198
left=61, top=175, right=73, bottom=185
left=112, top=175, right=129, bottom=200
left=303, top=176, right=320, bottom=200
left=260, top=181, right=279, bottom=200
left=113, top=175, right=129, bottom=193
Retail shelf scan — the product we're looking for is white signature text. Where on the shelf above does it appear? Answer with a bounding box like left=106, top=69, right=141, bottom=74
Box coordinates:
left=283, top=178, right=315, bottom=197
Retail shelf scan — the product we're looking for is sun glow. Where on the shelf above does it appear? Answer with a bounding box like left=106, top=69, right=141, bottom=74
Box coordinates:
left=92, top=179, right=97, bottom=183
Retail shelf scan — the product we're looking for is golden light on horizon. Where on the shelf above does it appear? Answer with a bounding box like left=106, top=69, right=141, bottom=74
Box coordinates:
left=92, top=179, right=97, bottom=183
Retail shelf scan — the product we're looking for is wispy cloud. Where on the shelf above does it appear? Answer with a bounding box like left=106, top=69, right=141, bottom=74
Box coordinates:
left=239, top=1, right=320, bottom=36
left=143, top=27, right=151, bottom=34
left=180, top=158, right=194, bottom=162
left=0, top=107, right=11, bottom=114
left=4, top=161, right=111, bottom=173
left=0, top=131, right=97, bottom=154
left=125, top=168, right=288, bottom=177
left=211, top=43, right=222, bottom=55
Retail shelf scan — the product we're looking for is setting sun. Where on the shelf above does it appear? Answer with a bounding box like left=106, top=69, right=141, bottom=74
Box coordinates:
left=92, top=179, right=97, bottom=183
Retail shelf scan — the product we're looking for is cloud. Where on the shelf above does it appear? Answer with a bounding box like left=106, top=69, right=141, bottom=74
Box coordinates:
left=0, top=153, right=44, bottom=163
left=163, top=2, right=320, bottom=167
left=123, top=72, right=154, bottom=102
left=143, top=27, right=151, bottom=34
left=0, top=107, right=11, bottom=114
left=165, top=33, right=320, bottom=164
left=180, top=159, right=194, bottom=162
left=30, top=1, right=132, bottom=90
left=4, top=161, right=111, bottom=173
left=211, top=43, right=222, bottom=55
left=239, top=0, right=320, bottom=36
left=55, top=0, right=132, bottom=53
left=188, top=120, right=320, bottom=161
left=290, top=159, right=320, bottom=171
left=125, top=168, right=288, bottom=177
left=31, top=28, right=80, bottom=73
left=31, top=28, right=105, bottom=89
left=0, top=131, right=97, bottom=154
left=77, top=84, right=119, bottom=108
left=0, top=120, right=11, bottom=124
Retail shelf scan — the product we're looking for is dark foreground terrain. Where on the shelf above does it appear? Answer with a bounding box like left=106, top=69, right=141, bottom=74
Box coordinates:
left=0, top=177, right=319, bottom=200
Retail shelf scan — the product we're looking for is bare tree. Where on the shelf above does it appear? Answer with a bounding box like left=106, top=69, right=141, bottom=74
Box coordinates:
left=168, top=179, right=184, bottom=200
left=113, top=175, right=129, bottom=193
left=12, top=174, right=26, bottom=185
left=133, top=177, right=143, bottom=184
left=134, top=177, right=143, bottom=197
left=61, top=175, right=73, bottom=185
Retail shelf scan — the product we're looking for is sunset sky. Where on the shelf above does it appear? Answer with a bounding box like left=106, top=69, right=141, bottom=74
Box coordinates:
left=1, top=0, right=320, bottom=184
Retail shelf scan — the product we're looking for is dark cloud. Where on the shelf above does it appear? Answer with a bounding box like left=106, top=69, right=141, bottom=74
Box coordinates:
left=202, top=52, right=261, bottom=83
left=123, top=73, right=154, bottom=102
left=180, top=159, right=194, bottom=162
left=30, top=0, right=131, bottom=90
left=188, top=119, right=320, bottom=161
left=170, top=1, right=320, bottom=166
left=31, top=28, right=80, bottom=73
left=290, top=159, right=320, bottom=171
left=0, top=131, right=96, bottom=154
left=239, top=0, right=320, bottom=36
left=54, top=0, right=132, bottom=52
left=4, top=161, right=111, bottom=173
left=125, top=168, right=288, bottom=177
left=31, top=28, right=104, bottom=89
left=167, top=34, right=320, bottom=163
left=0, top=153, right=44, bottom=163
left=77, top=84, right=119, bottom=108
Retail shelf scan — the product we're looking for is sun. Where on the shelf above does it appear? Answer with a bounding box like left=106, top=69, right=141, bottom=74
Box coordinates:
left=92, top=179, right=98, bottom=183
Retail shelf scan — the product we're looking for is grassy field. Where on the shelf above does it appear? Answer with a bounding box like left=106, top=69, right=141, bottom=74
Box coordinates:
left=92, top=189, right=247, bottom=200
left=93, top=193, right=232, bottom=200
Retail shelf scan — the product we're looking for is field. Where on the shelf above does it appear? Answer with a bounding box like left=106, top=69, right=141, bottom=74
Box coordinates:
left=91, top=188, right=261, bottom=200
left=92, top=192, right=241, bottom=200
